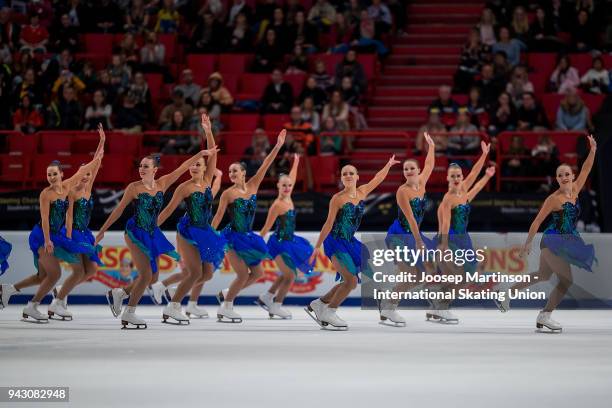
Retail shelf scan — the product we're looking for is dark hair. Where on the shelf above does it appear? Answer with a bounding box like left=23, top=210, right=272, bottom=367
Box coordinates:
left=145, top=154, right=161, bottom=167
left=231, top=161, right=247, bottom=172
left=48, top=160, right=62, bottom=169
left=448, top=162, right=462, bottom=170
left=403, top=159, right=420, bottom=168
left=278, top=172, right=290, bottom=180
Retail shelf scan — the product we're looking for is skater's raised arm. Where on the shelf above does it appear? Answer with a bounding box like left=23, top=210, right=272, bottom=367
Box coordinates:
left=201, top=114, right=218, bottom=185
left=157, top=147, right=219, bottom=191
left=86, top=123, right=107, bottom=190
left=419, top=132, right=436, bottom=184
left=247, top=129, right=286, bottom=192
left=63, top=150, right=103, bottom=190
left=437, top=196, right=452, bottom=250
left=288, top=153, right=300, bottom=184
left=521, top=196, right=555, bottom=256
left=211, top=169, right=222, bottom=197
left=466, top=166, right=496, bottom=202
left=308, top=195, right=341, bottom=264
left=359, top=155, right=400, bottom=196
left=211, top=189, right=230, bottom=230
left=463, top=141, right=490, bottom=191
left=397, top=188, right=424, bottom=248
left=95, top=184, right=137, bottom=245
left=259, top=201, right=282, bottom=238
left=574, top=134, right=597, bottom=192
left=157, top=183, right=188, bottom=226
left=39, top=191, right=53, bottom=254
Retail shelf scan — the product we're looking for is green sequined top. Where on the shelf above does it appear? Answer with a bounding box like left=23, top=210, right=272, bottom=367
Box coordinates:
left=398, top=196, right=427, bottom=233
left=449, top=204, right=470, bottom=234
left=44, top=198, right=69, bottom=233
left=226, top=194, right=257, bottom=233
left=184, top=188, right=214, bottom=227
left=273, top=209, right=296, bottom=241
left=331, top=201, right=365, bottom=241
left=132, top=192, right=164, bottom=233
left=544, top=202, right=579, bottom=235
left=73, top=197, right=94, bottom=232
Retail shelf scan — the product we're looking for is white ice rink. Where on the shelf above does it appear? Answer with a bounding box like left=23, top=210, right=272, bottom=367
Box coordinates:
left=1, top=306, right=611, bottom=408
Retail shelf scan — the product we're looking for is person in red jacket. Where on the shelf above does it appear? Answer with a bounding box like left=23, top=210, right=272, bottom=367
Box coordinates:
left=19, top=13, right=49, bottom=55
left=13, top=94, right=44, bottom=134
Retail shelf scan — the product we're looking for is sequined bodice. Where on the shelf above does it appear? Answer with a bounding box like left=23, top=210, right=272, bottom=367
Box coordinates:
left=398, top=196, right=427, bottom=233
left=274, top=209, right=296, bottom=241
left=331, top=201, right=365, bottom=241
left=132, top=192, right=164, bottom=233
left=184, top=188, right=213, bottom=228
left=545, top=202, right=579, bottom=235
left=227, top=194, right=257, bottom=233
left=45, top=198, right=69, bottom=233
left=73, top=197, right=94, bottom=231
left=450, top=204, right=470, bottom=234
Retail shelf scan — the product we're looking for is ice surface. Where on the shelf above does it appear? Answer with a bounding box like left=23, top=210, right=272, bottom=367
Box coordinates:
left=1, top=306, right=611, bottom=408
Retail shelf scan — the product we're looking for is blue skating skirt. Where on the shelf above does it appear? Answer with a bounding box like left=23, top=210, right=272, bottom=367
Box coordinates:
left=177, top=216, right=227, bottom=269
left=323, top=235, right=372, bottom=281
left=385, top=219, right=436, bottom=269
left=540, top=231, right=596, bottom=272
left=222, top=227, right=270, bottom=267
left=71, top=228, right=103, bottom=266
left=125, top=218, right=180, bottom=274
left=267, top=234, right=314, bottom=275
left=434, top=232, right=478, bottom=273
left=29, top=225, right=92, bottom=270
left=0, top=236, right=12, bottom=276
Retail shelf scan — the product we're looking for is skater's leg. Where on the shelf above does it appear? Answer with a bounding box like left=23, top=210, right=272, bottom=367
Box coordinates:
left=57, top=256, right=86, bottom=300
left=510, top=251, right=554, bottom=291
left=328, top=257, right=358, bottom=308
left=542, top=251, right=572, bottom=312
left=273, top=256, right=295, bottom=303
left=170, top=235, right=200, bottom=303
left=268, top=274, right=284, bottom=295
left=163, top=270, right=186, bottom=287
left=242, top=263, right=265, bottom=288
left=189, top=264, right=212, bottom=301
left=32, top=251, right=62, bottom=303
left=14, top=272, right=44, bottom=291
left=79, top=258, right=98, bottom=283
left=225, top=250, right=249, bottom=302
left=320, top=284, right=342, bottom=303
left=125, top=235, right=153, bottom=307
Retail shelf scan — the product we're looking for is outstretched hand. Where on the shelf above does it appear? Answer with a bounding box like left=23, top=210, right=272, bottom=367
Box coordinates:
left=308, top=247, right=319, bottom=265
left=481, top=141, right=491, bottom=155
left=276, top=129, right=287, bottom=148
left=201, top=113, right=212, bottom=133
left=97, top=123, right=106, bottom=140
left=424, top=132, right=434, bottom=146
left=587, top=134, right=597, bottom=152
left=387, top=154, right=400, bottom=167
left=201, top=146, right=220, bottom=157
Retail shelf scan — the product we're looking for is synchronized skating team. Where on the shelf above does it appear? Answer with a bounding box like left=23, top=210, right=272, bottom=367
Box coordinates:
left=0, top=115, right=598, bottom=332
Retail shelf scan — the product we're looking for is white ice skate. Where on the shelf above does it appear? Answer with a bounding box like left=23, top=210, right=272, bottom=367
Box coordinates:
left=319, top=307, right=348, bottom=330
left=48, top=299, right=72, bottom=321
left=304, top=298, right=327, bottom=325
left=22, top=301, right=48, bottom=323
left=120, top=306, right=147, bottom=329
left=426, top=308, right=459, bottom=324
left=216, top=301, right=242, bottom=323
left=51, top=285, right=62, bottom=300
left=162, top=302, right=190, bottom=325
left=150, top=281, right=166, bottom=305
left=0, top=283, right=17, bottom=309
left=379, top=309, right=406, bottom=327
left=268, top=302, right=292, bottom=319
left=185, top=301, right=208, bottom=318
left=255, top=291, right=274, bottom=311
left=494, top=292, right=511, bottom=313
left=216, top=288, right=229, bottom=305
left=163, top=286, right=177, bottom=304
left=106, top=288, right=128, bottom=317
left=536, top=311, right=562, bottom=332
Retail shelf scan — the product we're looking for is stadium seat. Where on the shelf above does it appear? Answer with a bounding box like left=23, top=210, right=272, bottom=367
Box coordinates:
left=239, top=74, right=269, bottom=97
left=309, top=156, right=339, bottom=191
left=158, top=155, right=190, bottom=182
left=218, top=54, right=251, bottom=75
left=71, top=133, right=99, bottom=154
left=82, top=34, right=114, bottom=55
left=144, top=73, right=164, bottom=101
left=40, top=134, right=72, bottom=155
left=157, top=34, right=176, bottom=62
left=541, top=94, right=563, bottom=124
left=186, top=55, right=217, bottom=85
left=107, top=133, right=142, bottom=155
left=528, top=53, right=556, bottom=76
left=0, top=155, right=28, bottom=185
left=262, top=115, right=289, bottom=132
left=220, top=74, right=239, bottom=96
left=7, top=134, right=38, bottom=155
left=284, top=73, right=307, bottom=97
left=222, top=132, right=253, bottom=155
left=223, top=114, right=260, bottom=131
left=96, top=155, right=133, bottom=185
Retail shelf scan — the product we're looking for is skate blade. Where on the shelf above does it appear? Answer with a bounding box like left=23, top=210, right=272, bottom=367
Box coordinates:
left=536, top=323, right=562, bottom=333
left=321, top=324, right=348, bottom=331
left=121, top=321, right=147, bottom=329
left=379, top=320, right=406, bottom=327
left=48, top=313, right=72, bottom=321
left=216, top=314, right=242, bottom=323
left=425, top=313, right=441, bottom=321
left=493, top=299, right=509, bottom=313
left=185, top=312, right=209, bottom=319
left=269, top=314, right=292, bottom=320
left=161, top=317, right=190, bottom=325
left=304, top=307, right=324, bottom=327
left=438, top=319, right=459, bottom=325
left=254, top=299, right=270, bottom=311
left=22, top=314, right=49, bottom=324
left=106, top=292, right=118, bottom=318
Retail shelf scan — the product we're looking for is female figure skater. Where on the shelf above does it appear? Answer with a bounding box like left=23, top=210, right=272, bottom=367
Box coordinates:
left=0, top=236, right=12, bottom=281
left=0, top=145, right=104, bottom=322
left=258, top=154, right=314, bottom=319
left=95, top=144, right=218, bottom=329
left=210, top=129, right=286, bottom=323
left=48, top=124, right=106, bottom=320
left=380, top=133, right=437, bottom=326
left=433, top=141, right=494, bottom=324
left=150, top=167, right=222, bottom=318
left=152, top=114, right=225, bottom=324
left=496, top=135, right=597, bottom=332
left=306, top=156, right=399, bottom=330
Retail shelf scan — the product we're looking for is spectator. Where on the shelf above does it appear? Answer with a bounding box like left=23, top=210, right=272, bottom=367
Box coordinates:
left=159, top=89, right=194, bottom=128
left=429, top=85, right=459, bottom=128
left=84, top=89, right=112, bottom=130
left=261, top=69, right=294, bottom=113
left=332, top=10, right=388, bottom=57
left=0, top=31, right=12, bottom=64
left=127, top=71, right=152, bottom=119
left=531, top=134, right=560, bottom=192
left=14, top=68, right=43, bottom=108
left=299, top=76, right=328, bottom=111
left=156, top=0, right=180, bottom=34
left=204, top=72, right=234, bottom=111
left=334, top=50, right=367, bottom=94
left=502, top=135, right=530, bottom=192
left=200, top=0, right=226, bottom=23
left=323, top=90, right=350, bottom=131
left=551, top=0, right=571, bottom=32
left=252, top=29, right=284, bottom=73
left=174, top=69, right=202, bottom=106
left=284, top=105, right=313, bottom=148
left=284, top=0, right=305, bottom=26
left=0, top=7, right=21, bottom=50
left=28, top=0, right=54, bottom=28
left=276, top=131, right=305, bottom=175
left=454, top=28, right=492, bottom=93
left=51, top=14, right=78, bottom=52
left=93, top=70, right=118, bottom=107
left=52, top=69, right=86, bottom=98
left=505, top=65, right=534, bottom=107
left=117, top=32, right=139, bottom=68
left=124, top=0, right=149, bottom=34
left=517, top=92, right=549, bottom=131
left=312, top=60, right=334, bottom=91
left=269, top=8, right=290, bottom=53
left=549, top=54, right=580, bottom=94
left=242, top=128, right=271, bottom=177
left=415, top=108, right=447, bottom=154
left=492, top=26, right=525, bottom=67
left=330, top=13, right=354, bottom=51
left=572, top=9, right=597, bottom=52
left=115, top=93, right=145, bottom=133
left=475, top=63, right=503, bottom=109
left=65, top=0, right=90, bottom=30
left=487, top=91, right=517, bottom=135
left=93, top=0, right=122, bottom=33
left=528, top=6, right=560, bottom=52
left=19, top=13, right=49, bottom=55
left=140, top=31, right=166, bottom=72
left=320, top=116, right=342, bottom=154
left=227, top=0, right=253, bottom=27
left=190, top=11, right=223, bottom=53
left=289, top=10, right=318, bottom=52
left=448, top=109, right=480, bottom=165
left=49, top=85, right=82, bottom=130
left=108, top=53, right=131, bottom=95
left=556, top=89, right=592, bottom=131
left=580, top=57, right=609, bottom=94
left=301, top=97, right=321, bottom=133
left=160, top=111, right=199, bottom=154
left=367, top=0, right=392, bottom=36
left=196, top=91, right=222, bottom=133
left=477, top=8, right=497, bottom=46
left=286, top=44, right=309, bottom=74
left=344, top=0, right=362, bottom=26
left=340, top=76, right=367, bottom=129
left=510, top=6, right=529, bottom=45
left=492, top=51, right=511, bottom=82
left=13, top=94, right=44, bottom=134
left=307, top=0, right=336, bottom=30
left=227, top=12, right=252, bottom=52
left=466, top=86, right=488, bottom=130
left=77, top=61, right=97, bottom=94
